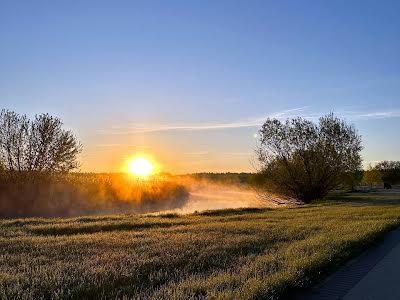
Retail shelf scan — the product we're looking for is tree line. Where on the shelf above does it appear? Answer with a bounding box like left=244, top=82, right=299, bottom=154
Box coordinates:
left=363, top=161, right=400, bottom=187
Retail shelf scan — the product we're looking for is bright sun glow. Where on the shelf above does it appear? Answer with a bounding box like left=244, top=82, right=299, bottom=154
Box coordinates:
left=128, top=157, right=154, bottom=177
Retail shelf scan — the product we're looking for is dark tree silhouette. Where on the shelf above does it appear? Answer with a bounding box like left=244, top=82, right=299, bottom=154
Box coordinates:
left=374, top=161, right=400, bottom=185
left=0, top=109, right=82, bottom=173
left=256, top=113, right=362, bottom=203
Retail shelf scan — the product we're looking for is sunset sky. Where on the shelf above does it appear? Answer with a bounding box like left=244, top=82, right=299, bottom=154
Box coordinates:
left=1, top=1, right=400, bottom=173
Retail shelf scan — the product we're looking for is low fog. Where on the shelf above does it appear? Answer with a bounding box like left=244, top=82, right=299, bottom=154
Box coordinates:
left=157, top=176, right=286, bottom=214
left=0, top=173, right=285, bottom=218
left=176, top=185, right=267, bottom=213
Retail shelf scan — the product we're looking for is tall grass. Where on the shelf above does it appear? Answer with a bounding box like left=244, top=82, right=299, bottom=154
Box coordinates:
left=0, top=192, right=399, bottom=299
left=0, top=172, right=189, bottom=217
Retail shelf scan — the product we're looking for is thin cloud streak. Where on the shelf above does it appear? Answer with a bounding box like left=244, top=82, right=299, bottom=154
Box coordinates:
left=346, top=111, right=400, bottom=120
left=97, top=107, right=400, bottom=135
left=98, top=107, right=307, bottom=135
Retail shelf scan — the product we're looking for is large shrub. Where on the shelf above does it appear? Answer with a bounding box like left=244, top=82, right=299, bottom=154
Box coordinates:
left=256, top=113, right=362, bottom=203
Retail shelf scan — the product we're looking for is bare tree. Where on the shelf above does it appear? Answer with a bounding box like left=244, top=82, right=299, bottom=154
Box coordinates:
left=0, top=110, right=28, bottom=171
left=256, top=113, right=362, bottom=203
left=0, top=109, right=82, bottom=173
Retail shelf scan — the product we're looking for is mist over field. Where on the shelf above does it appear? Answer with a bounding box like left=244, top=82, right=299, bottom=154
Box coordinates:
left=0, top=173, right=272, bottom=218
left=186, top=188, right=262, bottom=212
left=0, top=173, right=189, bottom=218
left=169, top=181, right=270, bottom=214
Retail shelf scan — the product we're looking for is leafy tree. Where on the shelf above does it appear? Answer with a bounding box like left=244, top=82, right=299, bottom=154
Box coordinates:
left=342, top=170, right=363, bottom=191
left=374, top=161, right=400, bottom=184
left=256, top=113, right=362, bottom=203
left=362, top=165, right=382, bottom=188
left=0, top=109, right=82, bottom=173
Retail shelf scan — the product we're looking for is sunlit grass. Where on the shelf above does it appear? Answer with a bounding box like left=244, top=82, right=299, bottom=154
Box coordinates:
left=0, top=192, right=399, bottom=299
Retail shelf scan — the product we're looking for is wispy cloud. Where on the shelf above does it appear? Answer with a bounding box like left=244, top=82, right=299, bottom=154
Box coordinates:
left=343, top=110, right=400, bottom=120
left=97, top=106, right=400, bottom=135
left=289, top=109, right=400, bottom=122
left=97, top=107, right=307, bottom=135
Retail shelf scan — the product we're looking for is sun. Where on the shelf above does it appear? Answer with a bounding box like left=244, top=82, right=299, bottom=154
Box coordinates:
left=128, top=157, right=154, bottom=177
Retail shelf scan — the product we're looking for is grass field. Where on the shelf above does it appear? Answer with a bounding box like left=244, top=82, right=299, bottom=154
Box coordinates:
left=1, top=192, right=400, bottom=299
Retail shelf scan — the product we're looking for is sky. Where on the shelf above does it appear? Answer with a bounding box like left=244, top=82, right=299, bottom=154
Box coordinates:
left=1, top=0, right=400, bottom=173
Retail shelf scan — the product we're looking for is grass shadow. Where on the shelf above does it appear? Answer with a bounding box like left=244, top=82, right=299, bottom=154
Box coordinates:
left=325, top=192, right=400, bottom=206
left=29, top=221, right=187, bottom=236
left=194, top=207, right=271, bottom=217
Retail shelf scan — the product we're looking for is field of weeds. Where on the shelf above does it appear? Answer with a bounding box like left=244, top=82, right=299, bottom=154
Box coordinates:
left=0, top=173, right=189, bottom=217
left=1, top=192, right=400, bottom=299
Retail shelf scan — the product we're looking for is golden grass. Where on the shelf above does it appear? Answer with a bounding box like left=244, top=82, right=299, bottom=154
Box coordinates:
left=0, top=173, right=189, bottom=217
left=0, top=192, right=399, bottom=299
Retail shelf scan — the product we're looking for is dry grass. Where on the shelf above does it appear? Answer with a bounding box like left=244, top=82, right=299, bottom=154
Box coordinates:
left=1, top=192, right=399, bottom=299
left=0, top=173, right=189, bottom=217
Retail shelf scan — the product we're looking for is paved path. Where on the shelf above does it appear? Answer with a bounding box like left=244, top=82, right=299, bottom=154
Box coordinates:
left=343, top=239, right=400, bottom=300
left=297, top=228, right=400, bottom=300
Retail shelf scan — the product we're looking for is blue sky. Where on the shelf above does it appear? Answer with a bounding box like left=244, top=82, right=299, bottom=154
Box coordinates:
left=1, top=0, right=399, bottom=173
